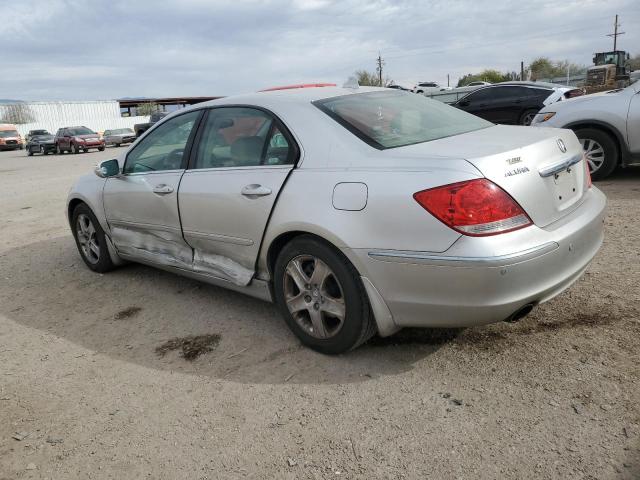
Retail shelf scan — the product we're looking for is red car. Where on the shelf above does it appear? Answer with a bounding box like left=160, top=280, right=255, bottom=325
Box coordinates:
left=55, top=126, right=105, bottom=154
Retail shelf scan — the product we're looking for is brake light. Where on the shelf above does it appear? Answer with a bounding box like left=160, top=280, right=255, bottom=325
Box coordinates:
left=584, top=157, right=592, bottom=188
left=259, top=83, right=337, bottom=92
left=413, top=179, right=532, bottom=236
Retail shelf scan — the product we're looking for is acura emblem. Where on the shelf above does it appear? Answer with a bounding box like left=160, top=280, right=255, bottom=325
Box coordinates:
left=557, top=139, right=567, bottom=153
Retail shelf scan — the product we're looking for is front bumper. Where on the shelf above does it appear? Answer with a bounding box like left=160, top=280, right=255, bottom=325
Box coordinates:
left=77, top=141, right=104, bottom=148
left=345, top=187, right=606, bottom=330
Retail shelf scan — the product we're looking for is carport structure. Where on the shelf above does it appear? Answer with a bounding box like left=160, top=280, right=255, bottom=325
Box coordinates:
left=118, top=96, right=222, bottom=117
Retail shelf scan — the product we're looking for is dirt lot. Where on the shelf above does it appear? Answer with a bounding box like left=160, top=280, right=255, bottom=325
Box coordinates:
left=0, top=147, right=638, bottom=479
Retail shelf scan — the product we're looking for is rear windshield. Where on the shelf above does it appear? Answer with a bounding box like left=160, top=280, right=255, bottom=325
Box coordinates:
left=110, top=128, right=134, bottom=134
left=0, top=130, right=19, bottom=138
left=67, top=127, right=95, bottom=135
left=313, top=91, right=492, bottom=149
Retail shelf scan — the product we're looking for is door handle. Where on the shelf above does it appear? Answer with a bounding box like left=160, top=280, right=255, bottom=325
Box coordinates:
left=152, top=184, right=174, bottom=195
left=241, top=184, right=272, bottom=197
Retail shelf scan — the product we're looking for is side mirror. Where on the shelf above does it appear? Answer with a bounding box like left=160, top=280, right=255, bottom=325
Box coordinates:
left=95, top=159, right=120, bottom=178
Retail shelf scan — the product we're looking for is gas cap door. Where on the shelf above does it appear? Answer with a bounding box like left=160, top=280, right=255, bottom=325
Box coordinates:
left=332, top=182, right=368, bottom=211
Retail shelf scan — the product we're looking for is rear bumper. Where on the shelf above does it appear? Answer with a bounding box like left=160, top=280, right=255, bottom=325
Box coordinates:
left=345, top=187, right=606, bottom=330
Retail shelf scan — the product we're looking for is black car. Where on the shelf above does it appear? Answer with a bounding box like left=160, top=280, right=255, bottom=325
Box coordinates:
left=26, top=133, right=56, bottom=156
left=453, top=82, right=583, bottom=126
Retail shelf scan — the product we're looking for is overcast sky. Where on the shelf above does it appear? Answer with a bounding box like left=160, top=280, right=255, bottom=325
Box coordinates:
left=2, top=0, right=639, bottom=100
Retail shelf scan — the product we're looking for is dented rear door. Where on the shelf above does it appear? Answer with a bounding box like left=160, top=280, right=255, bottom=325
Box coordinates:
left=178, top=107, right=296, bottom=286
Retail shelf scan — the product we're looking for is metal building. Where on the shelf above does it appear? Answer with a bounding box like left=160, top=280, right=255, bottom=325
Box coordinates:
left=0, top=101, right=148, bottom=136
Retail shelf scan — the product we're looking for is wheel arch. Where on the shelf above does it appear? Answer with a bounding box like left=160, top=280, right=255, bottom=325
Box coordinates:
left=563, top=120, right=630, bottom=166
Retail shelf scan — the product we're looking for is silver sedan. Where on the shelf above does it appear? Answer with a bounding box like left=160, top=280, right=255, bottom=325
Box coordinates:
left=67, top=85, right=606, bottom=354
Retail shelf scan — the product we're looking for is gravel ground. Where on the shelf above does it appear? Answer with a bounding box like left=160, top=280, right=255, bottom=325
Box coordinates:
left=0, top=148, right=638, bottom=479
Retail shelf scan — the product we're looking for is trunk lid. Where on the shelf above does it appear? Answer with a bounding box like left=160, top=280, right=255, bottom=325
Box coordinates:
left=389, top=125, right=589, bottom=227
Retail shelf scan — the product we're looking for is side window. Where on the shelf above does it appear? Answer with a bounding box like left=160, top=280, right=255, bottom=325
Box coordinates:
left=124, top=110, right=200, bottom=174
left=466, top=88, right=494, bottom=102
left=193, top=107, right=292, bottom=169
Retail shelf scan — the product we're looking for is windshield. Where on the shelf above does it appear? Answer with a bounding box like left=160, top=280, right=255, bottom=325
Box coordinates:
left=110, top=128, right=134, bottom=135
left=67, top=127, right=95, bottom=136
left=314, top=91, right=492, bottom=149
left=0, top=130, right=19, bottom=138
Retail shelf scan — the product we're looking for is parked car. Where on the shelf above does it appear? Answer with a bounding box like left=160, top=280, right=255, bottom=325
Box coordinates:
left=103, top=128, right=136, bottom=147
left=386, top=85, right=410, bottom=91
left=134, top=111, right=168, bottom=137
left=67, top=86, right=605, bottom=354
left=453, top=82, right=584, bottom=125
left=26, top=133, right=56, bottom=156
left=412, top=82, right=450, bottom=94
left=0, top=124, right=23, bottom=151
left=531, top=81, right=640, bottom=180
left=466, top=81, right=492, bottom=87
left=55, top=126, right=105, bottom=154
left=25, top=129, right=50, bottom=143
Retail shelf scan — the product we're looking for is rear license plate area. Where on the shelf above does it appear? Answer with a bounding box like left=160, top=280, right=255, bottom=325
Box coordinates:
left=552, top=168, right=580, bottom=209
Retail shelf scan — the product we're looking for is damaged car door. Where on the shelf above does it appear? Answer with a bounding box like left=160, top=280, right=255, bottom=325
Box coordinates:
left=103, top=110, right=202, bottom=268
left=178, top=107, right=297, bottom=285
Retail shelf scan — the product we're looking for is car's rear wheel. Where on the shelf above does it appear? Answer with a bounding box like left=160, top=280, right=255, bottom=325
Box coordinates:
left=519, top=109, right=538, bottom=126
left=574, top=128, right=618, bottom=180
left=273, top=236, right=376, bottom=354
left=71, top=203, right=115, bottom=273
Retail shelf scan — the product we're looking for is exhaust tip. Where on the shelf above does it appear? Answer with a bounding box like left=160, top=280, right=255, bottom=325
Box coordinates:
left=504, top=303, right=535, bottom=323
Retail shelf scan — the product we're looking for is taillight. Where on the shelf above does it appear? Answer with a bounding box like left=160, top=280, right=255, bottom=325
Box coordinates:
left=413, top=179, right=532, bottom=236
left=584, top=157, right=592, bottom=188
left=564, top=89, right=584, bottom=99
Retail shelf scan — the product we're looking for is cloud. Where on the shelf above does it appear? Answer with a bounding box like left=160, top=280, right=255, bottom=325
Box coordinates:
left=1, top=0, right=639, bottom=99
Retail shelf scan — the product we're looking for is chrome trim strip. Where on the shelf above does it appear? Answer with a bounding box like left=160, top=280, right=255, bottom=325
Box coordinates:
left=368, top=242, right=559, bottom=267
left=538, top=153, right=583, bottom=177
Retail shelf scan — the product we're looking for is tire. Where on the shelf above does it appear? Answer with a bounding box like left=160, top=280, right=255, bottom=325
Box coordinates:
left=98, top=146, right=105, bottom=151
left=574, top=128, right=618, bottom=181
left=273, top=235, right=376, bottom=354
left=40, top=145, right=45, bottom=155
left=71, top=203, right=115, bottom=273
left=56, top=144, right=63, bottom=155
left=72, top=143, right=80, bottom=154
left=519, top=109, right=538, bottom=126
left=27, top=147, right=33, bottom=156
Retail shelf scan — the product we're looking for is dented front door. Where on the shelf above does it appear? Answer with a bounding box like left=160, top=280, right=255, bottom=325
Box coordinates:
left=178, top=107, right=297, bottom=285
left=103, top=110, right=202, bottom=268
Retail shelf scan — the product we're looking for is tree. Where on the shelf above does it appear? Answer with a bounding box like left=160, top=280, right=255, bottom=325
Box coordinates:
left=136, top=102, right=161, bottom=116
left=529, top=57, right=586, bottom=80
left=0, top=103, right=35, bottom=124
left=457, top=69, right=509, bottom=87
left=355, top=69, right=393, bottom=87
left=629, top=54, right=640, bottom=71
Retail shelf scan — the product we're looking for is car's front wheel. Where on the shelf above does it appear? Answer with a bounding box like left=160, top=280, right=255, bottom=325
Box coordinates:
left=519, top=109, right=538, bottom=126
left=27, top=147, right=33, bottom=156
left=71, top=203, right=115, bottom=273
left=72, top=143, right=80, bottom=154
left=56, top=144, right=63, bottom=154
left=98, top=146, right=105, bottom=151
left=574, top=128, right=618, bottom=180
left=273, top=236, right=376, bottom=354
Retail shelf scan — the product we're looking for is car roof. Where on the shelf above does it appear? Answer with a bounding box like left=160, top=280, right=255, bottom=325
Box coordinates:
left=497, top=81, right=571, bottom=90
left=196, top=86, right=387, bottom=109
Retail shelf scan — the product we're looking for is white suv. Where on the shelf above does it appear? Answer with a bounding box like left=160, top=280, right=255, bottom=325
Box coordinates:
left=412, top=82, right=450, bottom=94
left=532, top=82, right=640, bottom=180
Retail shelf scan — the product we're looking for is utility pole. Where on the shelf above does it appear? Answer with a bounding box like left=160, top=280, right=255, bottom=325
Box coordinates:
left=607, top=14, right=625, bottom=50
left=376, top=53, right=384, bottom=87
left=447, top=74, right=450, bottom=87
left=520, top=61, right=525, bottom=81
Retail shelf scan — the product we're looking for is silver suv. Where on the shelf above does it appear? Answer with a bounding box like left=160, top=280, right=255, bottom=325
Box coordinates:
left=532, top=82, right=640, bottom=180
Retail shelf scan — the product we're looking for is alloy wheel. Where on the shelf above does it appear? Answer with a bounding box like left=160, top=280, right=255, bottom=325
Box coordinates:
left=580, top=138, right=605, bottom=174
left=283, top=255, right=346, bottom=339
left=40, top=145, right=45, bottom=154
left=522, top=112, right=536, bottom=126
left=76, top=214, right=100, bottom=264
